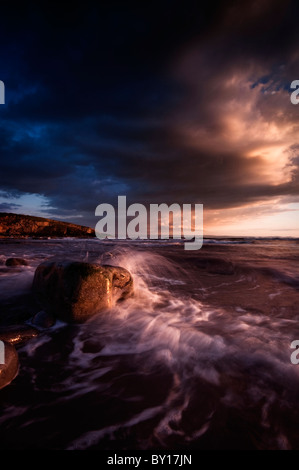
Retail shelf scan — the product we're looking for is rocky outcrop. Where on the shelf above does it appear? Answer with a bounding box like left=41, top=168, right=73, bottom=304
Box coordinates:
left=0, top=341, right=19, bottom=390
left=32, top=261, right=134, bottom=323
left=0, top=213, right=95, bottom=238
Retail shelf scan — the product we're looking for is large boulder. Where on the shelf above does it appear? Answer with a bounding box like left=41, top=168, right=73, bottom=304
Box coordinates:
left=0, top=341, right=19, bottom=390
left=32, top=261, right=134, bottom=323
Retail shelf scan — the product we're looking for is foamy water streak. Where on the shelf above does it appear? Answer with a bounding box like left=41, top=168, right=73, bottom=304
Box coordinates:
left=63, top=248, right=299, bottom=448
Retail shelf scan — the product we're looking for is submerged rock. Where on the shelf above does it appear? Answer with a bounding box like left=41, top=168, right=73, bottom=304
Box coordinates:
left=0, top=325, right=39, bottom=345
left=197, top=257, right=234, bottom=275
left=32, top=261, right=134, bottom=323
left=0, top=341, right=19, bottom=390
left=5, top=257, right=28, bottom=267
left=0, top=212, right=95, bottom=238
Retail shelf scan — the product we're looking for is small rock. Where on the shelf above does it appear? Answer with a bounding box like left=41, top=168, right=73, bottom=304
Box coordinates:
left=0, top=341, right=19, bottom=390
left=32, top=310, right=56, bottom=329
left=5, top=258, right=28, bottom=267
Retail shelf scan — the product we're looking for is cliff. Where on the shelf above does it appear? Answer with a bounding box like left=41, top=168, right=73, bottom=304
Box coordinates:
left=0, top=213, right=95, bottom=238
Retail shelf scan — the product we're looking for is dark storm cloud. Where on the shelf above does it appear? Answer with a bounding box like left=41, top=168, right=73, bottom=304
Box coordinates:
left=0, top=202, right=21, bottom=211
left=0, top=0, right=299, bottom=227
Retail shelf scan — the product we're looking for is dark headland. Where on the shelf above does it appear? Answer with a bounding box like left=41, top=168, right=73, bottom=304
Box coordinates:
left=0, top=212, right=95, bottom=238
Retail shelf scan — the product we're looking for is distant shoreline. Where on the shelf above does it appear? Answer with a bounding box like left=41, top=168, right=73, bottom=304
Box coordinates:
left=0, top=212, right=95, bottom=238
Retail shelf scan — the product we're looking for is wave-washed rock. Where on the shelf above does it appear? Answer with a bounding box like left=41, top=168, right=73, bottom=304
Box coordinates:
left=0, top=341, right=19, bottom=390
left=32, top=261, right=134, bottom=323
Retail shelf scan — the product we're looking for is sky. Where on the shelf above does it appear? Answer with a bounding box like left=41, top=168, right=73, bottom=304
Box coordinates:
left=0, top=0, right=299, bottom=237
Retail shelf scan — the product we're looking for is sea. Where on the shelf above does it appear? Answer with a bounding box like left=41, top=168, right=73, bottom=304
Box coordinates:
left=0, top=237, right=299, bottom=450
